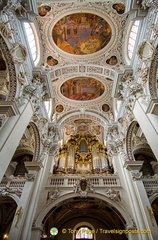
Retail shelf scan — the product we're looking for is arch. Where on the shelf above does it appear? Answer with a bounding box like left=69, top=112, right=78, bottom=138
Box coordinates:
left=0, top=35, right=17, bottom=101
left=58, top=111, right=109, bottom=127
left=12, top=122, right=40, bottom=162
left=33, top=192, right=134, bottom=230
left=0, top=193, right=20, bottom=205
left=0, top=195, right=17, bottom=239
left=126, top=120, right=157, bottom=164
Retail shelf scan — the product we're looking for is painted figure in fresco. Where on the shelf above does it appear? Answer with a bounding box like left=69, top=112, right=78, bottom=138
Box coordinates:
left=47, top=56, right=58, bottom=66
left=38, top=5, right=51, bottom=17
left=102, top=104, right=110, bottom=112
left=55, top=104, right=64, bottom=113
left=106, top=56, right=118, bottom=66
left=112, top=3, right=125, bottom=14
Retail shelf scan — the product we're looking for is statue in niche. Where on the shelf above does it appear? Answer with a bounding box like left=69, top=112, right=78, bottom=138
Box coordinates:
left=135, top=154, right=154, bottom=176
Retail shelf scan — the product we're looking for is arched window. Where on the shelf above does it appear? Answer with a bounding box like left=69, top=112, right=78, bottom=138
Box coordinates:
left=128, top=20, right=140, bottom=59
left=76, top=227, right=93, bottom=239
left=23, top=22, right=38, bottom=64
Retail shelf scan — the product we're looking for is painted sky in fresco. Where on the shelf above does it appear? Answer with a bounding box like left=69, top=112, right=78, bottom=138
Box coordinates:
left=52, top=13, right=112, bottom=55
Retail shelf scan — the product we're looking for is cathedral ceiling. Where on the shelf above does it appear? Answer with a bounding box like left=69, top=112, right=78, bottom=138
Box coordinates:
left=35, top=0, right=128, bottom=141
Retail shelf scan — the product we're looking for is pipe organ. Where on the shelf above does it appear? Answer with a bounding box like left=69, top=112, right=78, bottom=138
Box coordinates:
left=55, top=133, right=112, bottom=174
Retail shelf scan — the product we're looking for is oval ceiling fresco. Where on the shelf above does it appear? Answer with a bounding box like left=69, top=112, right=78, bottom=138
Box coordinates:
left=52, top=13, right=112, bottom=55
left=60, top=77, right=105, bottom=101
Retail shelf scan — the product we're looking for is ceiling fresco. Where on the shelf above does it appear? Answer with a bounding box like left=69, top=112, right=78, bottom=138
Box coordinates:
left=60, top=77, right=105, bottom=101
left=52, top=13, right=112, bottom=55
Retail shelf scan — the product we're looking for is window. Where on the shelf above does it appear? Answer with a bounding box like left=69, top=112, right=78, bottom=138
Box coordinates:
left=23, top=22, right=37, bottom=62
left=76, top=227, right=93, bottom=239
left=128, top=20, right=140, bottom=59
left=44, top=100, right=52, bottom=118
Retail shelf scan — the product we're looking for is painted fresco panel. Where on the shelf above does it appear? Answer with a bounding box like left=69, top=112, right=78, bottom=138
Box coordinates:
left=61, top=77, right=105, bottom=101
left=52, top=13, right=112, bottom=55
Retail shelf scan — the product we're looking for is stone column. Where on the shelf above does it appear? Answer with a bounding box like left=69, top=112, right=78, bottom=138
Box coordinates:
left=124, top=161, right=158, bottom=240
left=133, top=97, right=158, bottom=158
left=0, top=100, right=34, bottom=181
left=7, top=162, right=43, bottom=240
left=29, top=125, right=59, bottom=240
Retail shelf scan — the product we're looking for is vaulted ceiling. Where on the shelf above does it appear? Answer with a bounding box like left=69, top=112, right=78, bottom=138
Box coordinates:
left=35, top=0, right=128, bottom=142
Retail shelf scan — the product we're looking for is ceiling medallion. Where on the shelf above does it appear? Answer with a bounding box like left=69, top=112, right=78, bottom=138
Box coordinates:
left=60, top=76, right=105, bottom=101
left=52, top=13, right=112, bottom=55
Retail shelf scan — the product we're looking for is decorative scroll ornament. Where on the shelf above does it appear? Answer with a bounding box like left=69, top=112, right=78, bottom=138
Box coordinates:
left=0, top=21, right=14, bottom=39
left=0, top=114, right=8, bottom=128
left=25, top=173, right=36, bottom=181
left=146, top=189, right=158, bottom=196
left=114, top=138, right=124, bottom=149
left=0, top=187, right=22, bottom=197
left=137, top=67, right=149, bottom=83
left=2, top=0, right=26, bottom=14
left=24, top=84, right=37, bottom=97
left=140, top=0, right=158, bottom=9
left=104, top=188, right=120, bottom=201
left=50, top=187, right=60, bottom=201
left=73, top=178, right=95, bottom=198
left=17, top=72, right=27, bottom=85
left=137, top=41, right=154, bottom=61
left=151, top=23, right=158, bottom=38
left=131, top=172, right=143, bottom=181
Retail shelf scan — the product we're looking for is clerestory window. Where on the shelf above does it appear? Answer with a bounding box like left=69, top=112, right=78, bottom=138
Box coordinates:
left=128, top=20, right=140, bottom=59
left=23, top=22, right=37, bottom=63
